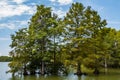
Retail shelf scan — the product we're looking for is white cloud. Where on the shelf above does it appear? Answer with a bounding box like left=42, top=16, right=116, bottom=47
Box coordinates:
left=50, top=0, right=56, bottom=2
left=49, top=0, right=73, bottom=5
left=0, top=20, right=28, bottom=29
left=0, top=23, right=16, bottom=29
left=52, top=8, right=66, bottom=18
left=15, top=20, right=28, bottom=25
left=58, top=0, right=73, bottom=5
left=0, top=38, right=10, bottom=41
left=0, top=0, right=36, bottom=19
left=12, top=0, right=26, bottom=4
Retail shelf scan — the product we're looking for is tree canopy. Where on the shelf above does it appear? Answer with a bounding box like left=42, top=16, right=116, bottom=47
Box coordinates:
left=8, top=2, right=120, bottom=76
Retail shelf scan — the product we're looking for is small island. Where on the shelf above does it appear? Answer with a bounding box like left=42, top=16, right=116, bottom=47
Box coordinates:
left=7, top=2, right=120, bottom=78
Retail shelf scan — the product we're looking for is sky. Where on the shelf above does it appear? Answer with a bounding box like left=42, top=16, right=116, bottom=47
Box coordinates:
left=0, top=0, right=120, bottom=56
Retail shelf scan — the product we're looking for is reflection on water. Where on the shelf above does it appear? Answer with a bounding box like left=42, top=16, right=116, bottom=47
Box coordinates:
left=67, top=73, right=78, bottom=80
left=0, top=62, right=120, bottom=80
left=0, top=62, right=12, bottom=80
left=81, top=75, right=86, bottom=80
left=7, top=72, right=86, bottom=80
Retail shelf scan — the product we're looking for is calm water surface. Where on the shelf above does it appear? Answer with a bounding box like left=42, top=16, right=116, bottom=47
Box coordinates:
left=0, top=62, right=120, bottom=80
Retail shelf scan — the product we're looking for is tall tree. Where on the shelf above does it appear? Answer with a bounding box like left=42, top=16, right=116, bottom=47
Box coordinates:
left=109, top=29, right=120, bottom=68
left=64, top=2, right=107, bottom=74
left=28, top=5, right=65, bottom=75
left=64, top=2, right=86, bottom=75
left=28, top=5, right=52, bottom=75
left=9, top=28, right=30, bottom=75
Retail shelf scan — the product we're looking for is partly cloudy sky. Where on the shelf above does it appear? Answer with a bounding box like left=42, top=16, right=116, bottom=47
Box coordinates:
left=0, top=0, right=120, bottom=56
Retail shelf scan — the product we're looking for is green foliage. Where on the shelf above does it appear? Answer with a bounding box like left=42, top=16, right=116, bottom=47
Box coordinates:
left=8, top=2, right=120, bottom=76
left=0, top=56, right=12, bottom=62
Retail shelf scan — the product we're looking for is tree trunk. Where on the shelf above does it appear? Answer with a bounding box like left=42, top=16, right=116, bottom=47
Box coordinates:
left=12, top=72, right=15, bottom=77
left=93, top=67, right=99, bottom=75
left=53, top=34, right=57, bottom=75
left=41, top=61, right=45, bottom=75
left=104, top=58, right=108, bottom=74
left=30, top=70, right=35, bottom=75
left=23, top=65, right=28, bottom=75
left=76, top=63, right=82, bottom=75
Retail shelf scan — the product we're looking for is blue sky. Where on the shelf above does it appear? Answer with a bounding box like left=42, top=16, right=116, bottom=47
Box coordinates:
left=0, top=0, right=120, bottom=56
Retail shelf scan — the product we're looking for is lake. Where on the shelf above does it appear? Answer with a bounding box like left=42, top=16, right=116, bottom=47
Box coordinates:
left=0, top=62, right=120, bottom=80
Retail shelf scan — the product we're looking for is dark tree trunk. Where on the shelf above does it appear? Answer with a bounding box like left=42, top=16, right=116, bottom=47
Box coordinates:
left=93, top=68, right=99, bottom=75
left=30, top=70, right=35, bottom=75
left=41, top=61, right=45, bottom=75
left=74, top=63, right=82, bottom=75
left=23, top=65, right=28, bottom=75
left=12, top=72, right=15, bottom=77
left=77, top=63, right=82, bottom=75
left=53, top=34, right=57, bottom=75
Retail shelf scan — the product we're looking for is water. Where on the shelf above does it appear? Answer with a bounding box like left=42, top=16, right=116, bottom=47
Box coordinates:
left=0, top=62, right=12, bottom=80
left=0, top=62, right=120, bottom=80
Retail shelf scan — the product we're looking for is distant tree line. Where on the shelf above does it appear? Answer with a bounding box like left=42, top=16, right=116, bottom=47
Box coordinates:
left=0, top=56, right=12, bottom=62
left=8, top=2, right=120, bottom=76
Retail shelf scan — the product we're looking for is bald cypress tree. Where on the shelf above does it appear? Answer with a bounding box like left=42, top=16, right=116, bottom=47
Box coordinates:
left=64, top=2, right=107, bottom=75
left=9, top=28, right=30, bottom=75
